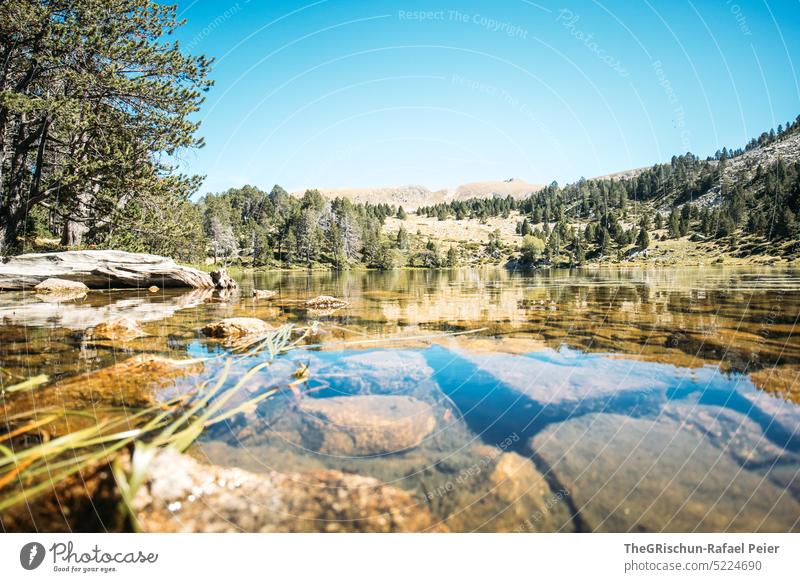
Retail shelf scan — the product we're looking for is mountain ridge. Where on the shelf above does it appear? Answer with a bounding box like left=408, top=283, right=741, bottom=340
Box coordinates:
left=291, top=178, right=545, bottom=210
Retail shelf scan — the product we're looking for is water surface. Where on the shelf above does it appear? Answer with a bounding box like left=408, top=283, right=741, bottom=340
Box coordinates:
left=2, top=267, right=799, bottom=531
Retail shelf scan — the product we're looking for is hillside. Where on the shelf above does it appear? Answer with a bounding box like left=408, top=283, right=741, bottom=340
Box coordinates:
left=404, top=118, right=800, bottom=268
left=696, top=131, right=800, bottom=208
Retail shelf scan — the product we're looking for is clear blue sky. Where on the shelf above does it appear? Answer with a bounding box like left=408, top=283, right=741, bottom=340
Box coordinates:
left=169, top=0, right=800, bottom=195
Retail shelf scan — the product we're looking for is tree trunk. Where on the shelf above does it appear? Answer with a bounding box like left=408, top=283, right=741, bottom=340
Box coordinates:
left=61, top=217, right=89, bottom=247
left=0, top=200, right=25, bottom=255
left=60, top=184, right=97, bottom=247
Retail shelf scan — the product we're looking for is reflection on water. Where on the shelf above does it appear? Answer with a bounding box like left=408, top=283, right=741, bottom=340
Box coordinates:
left=1, top=266, right=799, bottom=531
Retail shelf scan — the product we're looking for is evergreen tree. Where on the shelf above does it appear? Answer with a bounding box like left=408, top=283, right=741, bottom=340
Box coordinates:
left=446, top=246, right=459, bottom=267
left=0, top=0, right=212, bottom=253
left=396, top=225, right=409, bottom=249
left=668, top=208, right=682, bottom=238
left=636, top=216, right=650, bottom=249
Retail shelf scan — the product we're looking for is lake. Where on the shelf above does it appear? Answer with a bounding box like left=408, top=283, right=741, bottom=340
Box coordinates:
left=1, top=266, right=799, bottom=532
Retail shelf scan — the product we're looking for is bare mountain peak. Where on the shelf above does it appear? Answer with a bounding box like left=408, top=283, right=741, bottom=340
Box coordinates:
left=292, top=179, right=544, bottom=209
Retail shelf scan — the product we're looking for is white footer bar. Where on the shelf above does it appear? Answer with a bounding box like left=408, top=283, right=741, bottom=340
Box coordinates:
left=1, top=533, right=797, bottom=581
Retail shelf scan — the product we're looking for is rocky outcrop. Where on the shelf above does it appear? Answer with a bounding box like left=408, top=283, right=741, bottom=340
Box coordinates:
left=0, top=250, right=214, bottom=290
left=132, top=449, right=442, bottom=532
left=297, top=395, right=437, bottom=456
left=33, top=278, right=90, bottom=294
left=210, top=268, right=237, bottom=290
left=201, top=317, right=271, bottom=338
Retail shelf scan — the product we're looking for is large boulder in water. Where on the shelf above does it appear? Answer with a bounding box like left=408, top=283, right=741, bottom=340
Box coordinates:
left=1, top=448, right=446, bottom=533
left=132, top=449, right=444, bottom=532
left=529, top=413, right=800, bottom=532
left=298, top=395, right=437, bottom=456
left=0, top=250, right=214, bottom=290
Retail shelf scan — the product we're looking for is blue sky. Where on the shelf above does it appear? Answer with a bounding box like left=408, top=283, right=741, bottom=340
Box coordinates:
left=170, top=0, right=800, bottom=195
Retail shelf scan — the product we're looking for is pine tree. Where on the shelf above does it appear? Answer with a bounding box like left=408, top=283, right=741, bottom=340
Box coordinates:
left=636, top=216, right=650, bottom=249
left=574, top=229, right=586, bottom=264
left=668, top=208, right=682, bottom=238
left=776, top=207, right=798, bottom=239
left=396, top=225, right=409, bottom=249
left=446, top=246, right=459, bottom=267
left=0, top=0, right=212, bottom=253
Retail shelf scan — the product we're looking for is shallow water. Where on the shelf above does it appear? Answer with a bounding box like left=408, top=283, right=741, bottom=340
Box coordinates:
left=2, top=267, right=799, bottom=531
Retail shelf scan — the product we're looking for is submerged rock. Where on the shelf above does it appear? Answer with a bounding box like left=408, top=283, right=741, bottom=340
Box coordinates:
left=660, top=400, right=797, bottom=467
left=412, top=444, right=573, bottom=533
left=252, top=289, right=277, bottom=299
left=530, top=413, right=800, bottom=532
left=315, top=350, right=435, bottom=396
left=2, top=355, right=200, bottom=437
left=202, top=317, right=271, bottom=338
left=298, top=395, right=437, bottom=456
left=455, top=348, right=672, bottom=412
left=90, top=316, right=145, bottom=341
left=305, top=295, right=349, bottom=309
left=133, top=449, right=443, bottom=532
left=33, top=278, right=89, bottom=294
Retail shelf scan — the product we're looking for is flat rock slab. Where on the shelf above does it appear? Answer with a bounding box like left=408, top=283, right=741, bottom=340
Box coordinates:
left=0, top=250, right=214, bottom=289
left=133, top=449, right=443, bottom=532
left=298, top=395, right=437, bottom=456
left=530, top=413, right=800, bottom=532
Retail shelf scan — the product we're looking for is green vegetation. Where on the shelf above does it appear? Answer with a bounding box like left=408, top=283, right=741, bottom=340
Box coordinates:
left=0, top=0, right=211, bottom=257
